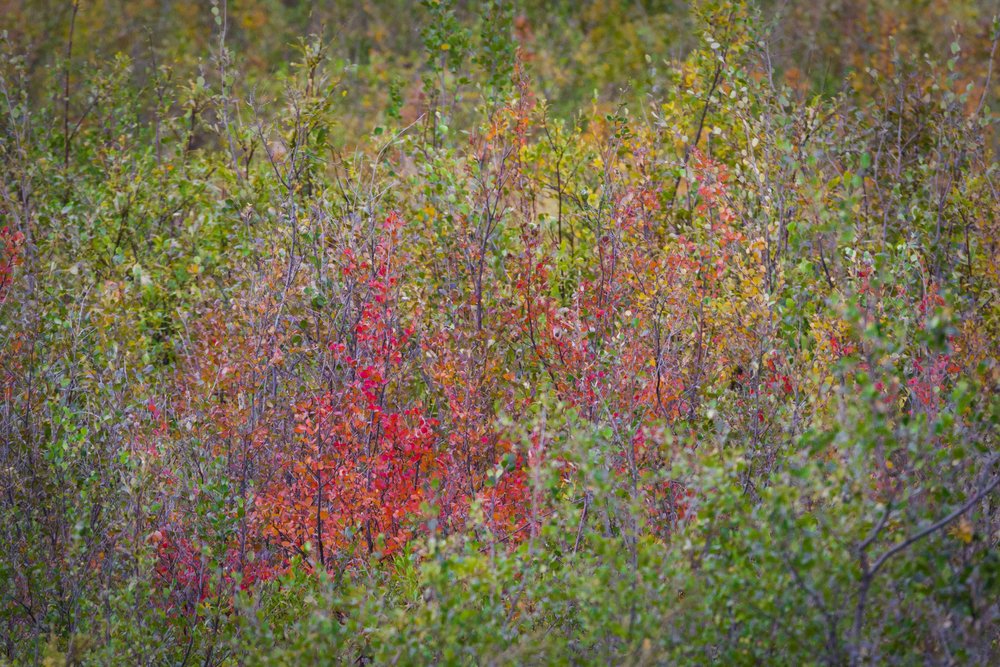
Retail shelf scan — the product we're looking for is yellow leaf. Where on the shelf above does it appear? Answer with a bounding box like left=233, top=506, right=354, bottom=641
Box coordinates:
left=949, top=517, right=973, bottom=544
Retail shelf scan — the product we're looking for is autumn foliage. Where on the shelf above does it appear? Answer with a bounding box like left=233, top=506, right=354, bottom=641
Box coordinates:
left=1, top=1, right=999, bottom=664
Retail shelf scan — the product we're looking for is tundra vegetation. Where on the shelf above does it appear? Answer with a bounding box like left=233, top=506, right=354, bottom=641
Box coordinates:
left=1, top=0, right=999, bottom=664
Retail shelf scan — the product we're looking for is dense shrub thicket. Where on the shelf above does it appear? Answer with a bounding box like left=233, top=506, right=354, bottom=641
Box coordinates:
left=1, top=1, right=999, bottom=664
